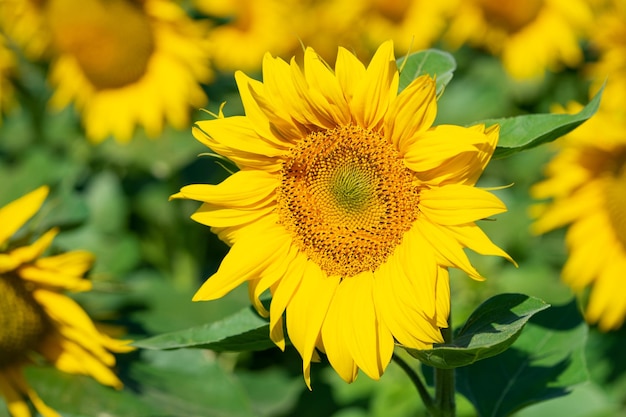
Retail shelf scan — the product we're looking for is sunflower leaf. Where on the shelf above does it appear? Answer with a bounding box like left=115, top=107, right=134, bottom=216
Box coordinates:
left=489, top=86, right=603, bottom=159
left=405, top=293, right=549, bottom=369
left=133, top=304, right=277, bottom=352
left=397, top=49, right=457, bottom=94
left=455, top=298, right=589, bottom=417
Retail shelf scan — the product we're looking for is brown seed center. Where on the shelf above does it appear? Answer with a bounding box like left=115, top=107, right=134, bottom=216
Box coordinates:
left=45, top=0, right=155, bottom=90
left=278, top=124, right=420, bottom=278
left=0, top=275, right=49, bottom=368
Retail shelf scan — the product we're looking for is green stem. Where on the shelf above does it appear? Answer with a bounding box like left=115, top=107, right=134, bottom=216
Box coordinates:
left=392, top=353, right=438, bottom=417
left=434, top=324, right=456, bottom=417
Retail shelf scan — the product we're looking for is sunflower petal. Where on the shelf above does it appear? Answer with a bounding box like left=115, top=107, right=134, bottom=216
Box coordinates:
left=286, top=261, right=340, bottom=388
left=350, top=40, right=398, bottom=129
left=193, top=222, right=291, bottom=300
left=419, top=184, right=507, bottom=225
left=0, top=186, right=48, bottom=247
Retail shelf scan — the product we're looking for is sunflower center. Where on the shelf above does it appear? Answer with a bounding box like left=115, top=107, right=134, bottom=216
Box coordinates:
left=605, top=163, right=626, bottom=249
left=0, top=275, right=50, bottom=368
left=477, top=0, right=543, bottom=33
left=278, top=124, right=420, bottom=278
left=44, top=0, right=155, bottom=90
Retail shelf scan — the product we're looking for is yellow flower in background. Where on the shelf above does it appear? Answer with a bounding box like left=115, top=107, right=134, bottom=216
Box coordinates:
left=445, top=0, right=592, bottom=80
left=0, top=0, right=51, bottom=60
left=0, top=34, right=17, bottom=122
left=586, top=0, right=626, bottom=112
left=2, top=0, right=213, bottom=143
left=362, top=0, right=455, bottom=55
left=174, top=41, right=512, bottom=386
left=195, top=0, right=298, bottom=73
left=0, top=186, right=134, bottom=417
left=532, top=84, right=626, bottom=331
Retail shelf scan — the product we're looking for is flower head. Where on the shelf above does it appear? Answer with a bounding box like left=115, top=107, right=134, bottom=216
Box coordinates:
left=174, top=41, right=511, bottom=386
left=532, top=85, right=626, bottom=331
left=0, top=186, right=133, bottom=417
left=3, top=0, right=213, bottom=143
left=444, top=0, right=592, bottom=79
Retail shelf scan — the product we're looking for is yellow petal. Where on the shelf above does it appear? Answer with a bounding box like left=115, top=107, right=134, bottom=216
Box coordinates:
left=193, top=221, right=291, bottom=301
left=373, top=255, right=443, bottom=348
left=269, top=253, right=308, bottom=351
left=386, top=75, right=437, bottom=154
left=5, top=229, right=59, bottom=268
left=190, top=202, right=275, bottom=228
left=445, top=223, right=515, bottom=265
left=419, top=184, right=507, bottom=225
left=405, top=124, right=498, bottom=186
left=302, top=47, right=351, bottom=126
left=177, top=170, right=279, bottom=206
left=248, top=243, right=299, bottom=318
left=435, top=266, right=451, bottom=329
left=0, top=371, right=33, bottom=417
left=414, top=220, right=485, bottom=281
left=286, top=261, right=339, bottom=388
left=0, top=186, right=48, bottom=247
left=334, top=46, right=366, bottom=104
left=350, top=40, right=398, bottom=129
left=320, top=282, right=358, bottom=383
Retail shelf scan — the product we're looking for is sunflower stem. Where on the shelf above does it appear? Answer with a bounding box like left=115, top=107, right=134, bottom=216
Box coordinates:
left=392, top=353, right=438, bottom=417
left=434, top=324, right=456, bottom=417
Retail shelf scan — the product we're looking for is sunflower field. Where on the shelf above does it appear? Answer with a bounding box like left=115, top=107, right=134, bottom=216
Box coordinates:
left=1, top=1, right=626, bottom=417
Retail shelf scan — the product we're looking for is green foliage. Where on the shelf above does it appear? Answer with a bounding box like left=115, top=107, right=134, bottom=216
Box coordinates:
left=397, top=49, right=456, bottom=94
left=134, top=304, right=276, bottom=352
left=489, top=86, right=603, bottom=159
left=455, top=299, right=589, bottom=417
left=407, top=294, right=550, bottom=369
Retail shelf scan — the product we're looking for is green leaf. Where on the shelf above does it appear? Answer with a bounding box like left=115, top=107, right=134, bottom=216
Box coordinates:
left=133, top=304, right=276, bottom=352
left=131, top=349, right=257, bottom=417
left=407, top=294, right=550, bottom=369
left=456, top=298, right=589, bottom=417
left=397, top=49, right=456, bottom=94
left=25, top=366, right=157, bottom=417
left=489, top=86, right=603, bottom=159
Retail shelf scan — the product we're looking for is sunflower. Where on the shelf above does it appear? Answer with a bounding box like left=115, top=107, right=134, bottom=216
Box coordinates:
left=173, top=41, right=512, bottom=386
left=0, top=186, right=134, bottom=417
left=12, top=0, right=213, bottom=143
left=361, top=0, right=456, bottom=55
left=194, top=0, right=298, bottom=73
left=444, top=0, right=592, bottom=80
left=586, top=0, right=626, bottom=112
left=531, top=83, right=626, bottom=331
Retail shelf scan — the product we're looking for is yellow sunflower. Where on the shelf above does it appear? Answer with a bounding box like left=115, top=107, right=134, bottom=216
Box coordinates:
left=173, top=41, right=512, bottom=386
left=361, top=0, right=456, bottom=55
left=31, top=0, right=213, bottom=143
left=586, top=0, right=626, bottom=112
left=0, top=0, right=51, bottom=60
left=194, top=0, right=298, bottom=73
left=532, top=83, right=626, bottom=331
left=0, top=186, right=134, bottom=417
left=444, top=0, right=593, bottom=80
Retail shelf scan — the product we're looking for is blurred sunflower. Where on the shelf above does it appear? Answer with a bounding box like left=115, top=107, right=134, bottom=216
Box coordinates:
left=362, top=0, right=455, bottom=55
left=531, top=84, right=626, bottom=331
left=444, top=0, right=592, bottom=80
left=586, top=0, right=626, bottom=111
left=0, top=186, right=134, bottom=417
left=174, top=41, right=512, bottom=386
left=195, top=0, right=297, bottom=73
left=0, top=34, right=17, bottom=122
left=0, top=0, right=51, bottom=60
left=3, top=0, right=213, bottom=143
